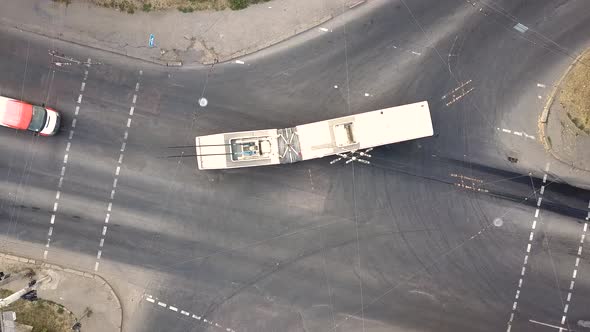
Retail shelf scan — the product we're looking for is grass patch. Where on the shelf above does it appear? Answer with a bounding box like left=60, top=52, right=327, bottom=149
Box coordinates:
left=98, top=0, right=137, bottom=13
left=229, top=0, right=271, bottom=10
left=178, top=5, right=194, bottom=12
left=0, top=289, right=76, bottom=332
left=558, top=49, right=590, bottom=135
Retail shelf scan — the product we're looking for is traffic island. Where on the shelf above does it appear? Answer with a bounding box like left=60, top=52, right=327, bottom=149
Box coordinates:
left=0, top=287, right=77, bottom=332
left=540, top=49, right=590, bottom=172
left=0, top=253, right=122, bottom=332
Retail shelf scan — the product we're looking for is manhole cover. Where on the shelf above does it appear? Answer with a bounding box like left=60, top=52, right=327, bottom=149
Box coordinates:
left=493, top=218, right=503, bottom=227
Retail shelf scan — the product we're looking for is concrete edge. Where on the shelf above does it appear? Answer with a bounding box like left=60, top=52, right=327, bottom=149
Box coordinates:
left=204, top=14, right=334, bottom=65
left=0, top=251, right=123, bottom=332
left=537, top=50, right=590, bottom=173
left=349, top=0, right=367, bottom=9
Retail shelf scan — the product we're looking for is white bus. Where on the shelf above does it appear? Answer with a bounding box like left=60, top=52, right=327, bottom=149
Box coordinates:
left=195, top=101, right=433, bottom=170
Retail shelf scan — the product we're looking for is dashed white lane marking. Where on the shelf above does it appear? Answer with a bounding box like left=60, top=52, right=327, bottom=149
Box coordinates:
left=318, top=27, right=330, bottom=32
left=497, top=128, right=535, bottom=140
left=43, top=68, right=90, bottom=260
left=235, top=60, right=245, bottom=64
left=93, top=70, right=142, bottom=272
left=144, top=295, right=237, bottom=332
left=561, top=208, right=588, bottom=326
left=506, top=164, right=550, bottom=332
left=537, top=83, right=546, bottom=88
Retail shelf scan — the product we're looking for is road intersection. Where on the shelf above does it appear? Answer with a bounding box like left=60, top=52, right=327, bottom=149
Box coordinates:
left=0, top=0, right=589, bottom=331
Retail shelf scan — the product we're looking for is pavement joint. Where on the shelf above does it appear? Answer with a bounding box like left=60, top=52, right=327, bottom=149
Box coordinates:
left=43, top=65, right=90, bottom=261
left=144, top=294, right=237, bottom=332
left=506, top=164, right=550, bottom=332
left=93, top=69, right=142, bottom=272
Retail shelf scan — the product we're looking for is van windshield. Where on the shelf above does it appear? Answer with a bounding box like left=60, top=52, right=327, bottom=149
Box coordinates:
left=28, top=106, right=47, bottom=132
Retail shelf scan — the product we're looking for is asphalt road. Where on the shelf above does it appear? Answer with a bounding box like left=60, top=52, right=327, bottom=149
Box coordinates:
left=1, top=0, right=590, bottom=331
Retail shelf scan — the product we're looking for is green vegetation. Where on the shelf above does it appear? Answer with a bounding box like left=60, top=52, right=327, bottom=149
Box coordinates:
left=558, top=50, right=590, bottom=135
left=0, top=289, right=76, bottom=332
left=99, top=0, right=137, bottom=13
left=229, top=0, right=271, bottom=10
left=52, top=0, right=72, bottom=5
left=228, top=0, right=248, bottom=9
left=178, top=5, right=194, bottom=12
left=58, top=0, right=274, bottom=13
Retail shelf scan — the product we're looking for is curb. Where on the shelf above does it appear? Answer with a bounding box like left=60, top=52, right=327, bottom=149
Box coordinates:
left=202, top=14, right=334, bottom=65
left=0, top=252, right=123, bottom=332
left=349, top=0, right=367, bottom=9
left=538, top=50, right=590, bottom=173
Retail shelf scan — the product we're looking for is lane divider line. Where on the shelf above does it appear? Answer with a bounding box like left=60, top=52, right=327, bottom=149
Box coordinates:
left=43, top=62, right=90, bottom=260
left=144, top=295, right=237, bottom=332
left=506, top=163, right=550, bottom=331
left=93, top=70, right=142, bottom=272
left=560, top=201, right=589, bottom=326
left=497, top=127, right=535, bottom=140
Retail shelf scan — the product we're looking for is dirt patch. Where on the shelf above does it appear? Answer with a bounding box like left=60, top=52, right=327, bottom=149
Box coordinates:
left=55, top=0, right=272, bottom=12
left=557, top=49, right=590, bottom=135
left=0, top=289, right=76, bottom=332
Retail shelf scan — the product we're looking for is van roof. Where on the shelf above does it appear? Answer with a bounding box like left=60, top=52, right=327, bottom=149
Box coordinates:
left=0, top=96, right=33, bottom=129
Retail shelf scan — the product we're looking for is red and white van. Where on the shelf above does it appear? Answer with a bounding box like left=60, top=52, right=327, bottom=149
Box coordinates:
left=0, top=96, right=61, bottom=136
